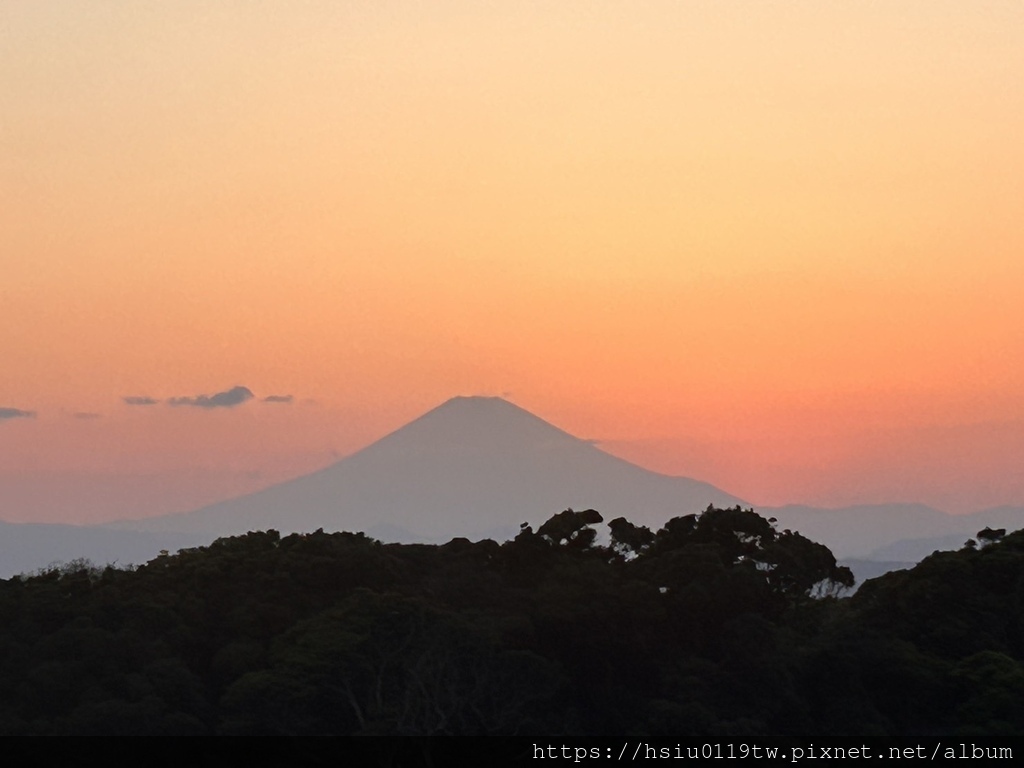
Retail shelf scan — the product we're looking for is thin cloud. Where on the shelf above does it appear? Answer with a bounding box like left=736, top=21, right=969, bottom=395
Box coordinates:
left=262, top=394, right=294, bottom=404
left=0, top=407, right=36, bottom=420
left=123, top=396, right=160, bottom=406
left=72, top=412, right=102, bottom=420
left=168, top=385, right=254, bottom=409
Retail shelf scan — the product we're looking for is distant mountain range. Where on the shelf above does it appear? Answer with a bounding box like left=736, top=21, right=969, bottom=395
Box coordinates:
left=3, top=396, right=1023, bottom=580
left=0, top=521, right=197, bottom=579
left=764, top=503, right=1024, bottom=560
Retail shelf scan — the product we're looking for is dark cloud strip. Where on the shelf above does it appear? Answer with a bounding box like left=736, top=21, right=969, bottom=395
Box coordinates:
left=73, top=412, right=102, bottom=420
left=262, top=394, right=294, bottom=404
left=0, top=407, right=36, bottom=420
left=168, top=385, right=254, bottom=409
left=123, top=396, right=160, bottom=406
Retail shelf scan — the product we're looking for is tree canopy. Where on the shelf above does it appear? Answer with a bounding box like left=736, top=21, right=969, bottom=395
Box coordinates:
left=0, top=506, right=1020, bottom=742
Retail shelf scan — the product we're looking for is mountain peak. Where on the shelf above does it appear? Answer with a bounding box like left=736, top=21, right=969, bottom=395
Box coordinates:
left=440, top=397, right=507, bottom=409
left=435, top=394, right=531, bottom=412
left=380, top=395, right=576, bottom=450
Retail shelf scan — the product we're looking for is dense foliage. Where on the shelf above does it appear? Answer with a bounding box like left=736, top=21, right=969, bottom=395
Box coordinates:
left=0, top=506, right=1021, bottom=739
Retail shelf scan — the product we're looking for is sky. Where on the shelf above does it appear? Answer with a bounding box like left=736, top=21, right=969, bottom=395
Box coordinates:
left=3, top=1, right=1023, bottom=523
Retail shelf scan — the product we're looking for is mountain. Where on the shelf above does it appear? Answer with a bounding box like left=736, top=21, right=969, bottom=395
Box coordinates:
left=762, top=503, right=957, bottom=560
left=0, top=521, right=200, bottom=579
left=762, top=503, right=1024, bottom=560
left=110, top=396, right=746, bottom=542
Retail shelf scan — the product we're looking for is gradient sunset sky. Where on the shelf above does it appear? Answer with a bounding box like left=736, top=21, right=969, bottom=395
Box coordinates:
left=3, top=1, right=1023, bottom=523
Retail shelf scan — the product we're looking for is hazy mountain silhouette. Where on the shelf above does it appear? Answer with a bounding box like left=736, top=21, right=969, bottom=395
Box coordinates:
left=111, top=396, right=746, bottom=542
left=762, top=503, right=955, bottom=559
left=763, top=503, right=1024, bottom=560
left=0, top=521, right=200, bottom=579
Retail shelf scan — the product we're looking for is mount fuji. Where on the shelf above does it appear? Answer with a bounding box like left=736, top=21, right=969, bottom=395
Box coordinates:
left=112, top=395, right=746, bottom=542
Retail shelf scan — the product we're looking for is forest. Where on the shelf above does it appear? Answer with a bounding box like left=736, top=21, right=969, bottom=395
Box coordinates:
left=0, top=505, right=1022, bottom=744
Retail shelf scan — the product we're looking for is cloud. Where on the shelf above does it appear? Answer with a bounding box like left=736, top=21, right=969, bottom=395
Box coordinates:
left=262, top=394, right=294, bottom=404
left=0, top=407, right=36, bottom=420
left=168, top=385, right=254, bottom=409
left=123, top=396, right=160, bottom=406
left=73, top=412, right=102, bottom=420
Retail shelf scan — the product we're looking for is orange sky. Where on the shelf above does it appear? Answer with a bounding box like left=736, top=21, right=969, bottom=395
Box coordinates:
left=2, top=1, right=1023, bottom=522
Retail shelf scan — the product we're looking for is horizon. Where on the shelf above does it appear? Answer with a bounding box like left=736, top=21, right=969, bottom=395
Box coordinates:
left=4, top=2, right=1023, bottom=524
left=1, top=393, right=1017, bottom=528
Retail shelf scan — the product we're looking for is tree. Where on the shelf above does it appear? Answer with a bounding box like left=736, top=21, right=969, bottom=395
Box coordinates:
left=608, top=517, right=655, bottom=559
left=638, top=506, right=853, bottom=600
left=536, top=508, right=603, bottom=549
